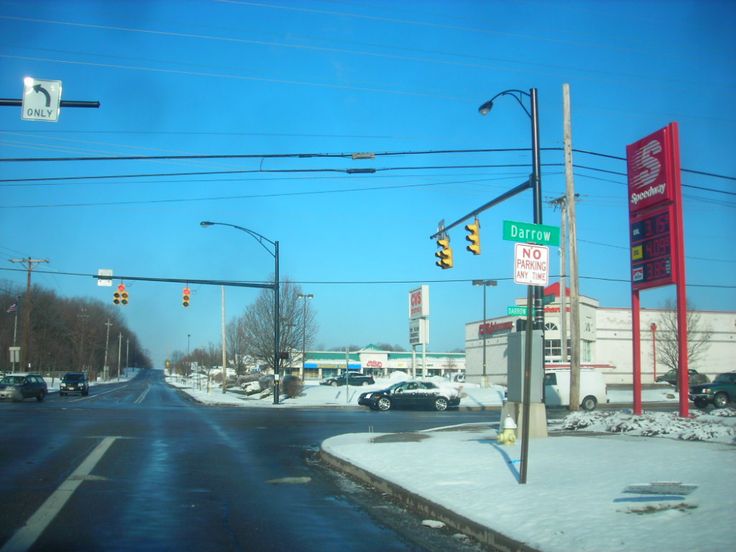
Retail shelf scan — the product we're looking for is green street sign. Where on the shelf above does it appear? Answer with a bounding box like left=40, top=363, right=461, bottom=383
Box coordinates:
left=507, top=305, right=527, bottom=316
left=503, top=220, right=560, bottom=246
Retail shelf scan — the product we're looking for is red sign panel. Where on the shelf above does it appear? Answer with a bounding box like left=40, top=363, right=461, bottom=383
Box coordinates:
left=627, top=123, right=683, bottom=292
left=626, top=126, right=677, bottom=214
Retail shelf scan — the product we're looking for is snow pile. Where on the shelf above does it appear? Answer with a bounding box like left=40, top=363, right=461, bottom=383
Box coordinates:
left=560, top=408, right=736, bottom=444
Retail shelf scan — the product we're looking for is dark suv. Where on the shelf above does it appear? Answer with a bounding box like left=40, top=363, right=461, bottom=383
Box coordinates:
left=60, top=372, right=89, bottom=396
left=689, top=372, right=736, bottom=409
left=0, top=373, right=48, bottom=402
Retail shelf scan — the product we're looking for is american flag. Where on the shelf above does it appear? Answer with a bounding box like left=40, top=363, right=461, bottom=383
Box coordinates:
left=6, top=303, right=16, bottom=314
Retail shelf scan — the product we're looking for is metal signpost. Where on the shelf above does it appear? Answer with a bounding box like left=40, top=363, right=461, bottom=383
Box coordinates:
left=503, top=221, right=555, bottom=484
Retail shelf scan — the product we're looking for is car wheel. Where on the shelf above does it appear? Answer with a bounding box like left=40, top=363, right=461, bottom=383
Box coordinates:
left=693, top=398, right=708, bottom=409
left=377, top=397, right=391, bottom=411
left=36, top=391, right=45, bottom=402
left=434, top=397, right=449, bottom=411
left=82, top=390, right=89, bottom=396
left=581, top=395, right=597, bottom=411
left=60, top=391, right=65, bottom=397
left=713, top=392, right=729, bottom=409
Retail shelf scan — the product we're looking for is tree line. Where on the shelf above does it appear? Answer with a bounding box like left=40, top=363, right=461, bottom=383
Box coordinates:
left=169, top=279, right=318, bottom=378
left=0, top=280, right=152, bottom=377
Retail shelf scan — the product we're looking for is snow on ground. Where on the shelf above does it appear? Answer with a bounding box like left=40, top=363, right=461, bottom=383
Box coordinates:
left=323, top=410, right=736, bottom=552
left=168, top=373, right=735, bottom=551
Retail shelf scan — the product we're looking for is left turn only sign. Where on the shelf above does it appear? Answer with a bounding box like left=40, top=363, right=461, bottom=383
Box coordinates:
left=22, top=77, right=62, bottom=122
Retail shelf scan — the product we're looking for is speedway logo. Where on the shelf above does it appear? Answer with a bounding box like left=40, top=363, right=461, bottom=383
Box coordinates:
left=631, top=183, right=666, bottom=205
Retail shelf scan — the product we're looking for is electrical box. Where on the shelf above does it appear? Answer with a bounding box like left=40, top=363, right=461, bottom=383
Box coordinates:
left=507, top=330, right=544, bottom=403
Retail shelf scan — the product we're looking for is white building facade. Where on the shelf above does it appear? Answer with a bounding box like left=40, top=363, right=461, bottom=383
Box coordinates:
left=465, top=282, right=736, bottom=385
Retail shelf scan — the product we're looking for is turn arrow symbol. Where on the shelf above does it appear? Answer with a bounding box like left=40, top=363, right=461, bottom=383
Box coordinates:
left=33, top=84, right=51, bottom=107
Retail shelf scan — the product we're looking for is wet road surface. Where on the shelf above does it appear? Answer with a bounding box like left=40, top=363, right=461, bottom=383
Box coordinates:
left=0, top=370, right=498, bottom=551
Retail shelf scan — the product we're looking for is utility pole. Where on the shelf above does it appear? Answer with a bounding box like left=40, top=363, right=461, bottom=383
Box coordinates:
left=548, top=196, right=568, bottom=362
left=117, top=332, right=122, bottom=381
left=563, top=83, right=582, bottom=411
left=103, top=319, right=112, bottom=380
left=221, top=286, right=227, bottom=394
left=126, top=337, right=129, bottom=372
left=9, top=257, right=48, bottom=369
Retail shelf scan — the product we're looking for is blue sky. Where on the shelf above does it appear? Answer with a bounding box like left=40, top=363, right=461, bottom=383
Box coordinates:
left=1, top=0, right=734, bottom=367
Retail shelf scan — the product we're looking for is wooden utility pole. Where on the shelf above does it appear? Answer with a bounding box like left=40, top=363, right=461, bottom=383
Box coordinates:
left=548, top=196, right=569, bottom=369
left=563, top=84, right=582, bottom=411
left=9, top=257, right=48, bottom=369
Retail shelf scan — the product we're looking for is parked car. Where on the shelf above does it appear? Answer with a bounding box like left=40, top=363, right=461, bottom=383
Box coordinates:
left=321, top=373, right=375, bottom=387
left=544, top=369, right=608, bottom=411
left=0, top=373, right=48, bottom=402
left=358, top=380, right=460, bottom=411
left=60, top=372, right=89, bottom=396
left=655, top=368, right=709, bottom=387
left=689, top=372, right=736, bottom=409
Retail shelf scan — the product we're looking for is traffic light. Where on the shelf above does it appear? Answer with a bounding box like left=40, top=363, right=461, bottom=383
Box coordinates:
left=465, top=217, right=481, bottom=255
left=435, top=236, right=454, bottom=269
left=182, top=287, right=191, bottom=308
left=113, top=283, right=126, bottom=305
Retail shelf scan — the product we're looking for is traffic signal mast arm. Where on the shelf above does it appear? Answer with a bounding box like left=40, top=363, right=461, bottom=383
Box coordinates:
left=429, top=179, right=531, bottom=240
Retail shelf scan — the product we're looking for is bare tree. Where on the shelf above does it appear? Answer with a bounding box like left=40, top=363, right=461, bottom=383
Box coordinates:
left=655, top=299, right=712, bottom=373
left=235, top=278, right=318, bottom=372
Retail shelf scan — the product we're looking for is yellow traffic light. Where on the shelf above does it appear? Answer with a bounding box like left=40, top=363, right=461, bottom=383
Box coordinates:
left=113, top=283, right=126, bottom=305
left=182, top=287, right=191, bottom=308
left=465, top=217, right=481, bottom=255
left=435, top=237, right=454, bottom=269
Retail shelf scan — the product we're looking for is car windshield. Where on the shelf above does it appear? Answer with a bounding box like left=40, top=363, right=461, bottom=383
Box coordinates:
left=713, top=374, right=733, bottom=384
left=0, top=375, right=25, bottom=385
left=63, top=374, right=84, bottom=381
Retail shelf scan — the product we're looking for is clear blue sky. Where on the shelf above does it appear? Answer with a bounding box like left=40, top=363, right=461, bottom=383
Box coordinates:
left=1, top=0, right=734, bottom=368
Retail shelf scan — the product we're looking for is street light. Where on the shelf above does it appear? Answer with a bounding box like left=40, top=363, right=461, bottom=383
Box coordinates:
left=478, top=88, right=544, bottom=332
left=472, top=279, right=497, bottom=387
left=297, top=293, right=314, bottom=381
left=200, top=220, right=282, bottom=404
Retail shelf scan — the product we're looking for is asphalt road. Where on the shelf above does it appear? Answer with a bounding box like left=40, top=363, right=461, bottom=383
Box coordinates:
left=0, top=370, right=498, bottom=552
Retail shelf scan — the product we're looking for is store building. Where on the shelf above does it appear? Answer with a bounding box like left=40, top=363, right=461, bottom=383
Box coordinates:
left=284, top=344, right=465, bottom=381
left=465, top=282, right=736, bottom=385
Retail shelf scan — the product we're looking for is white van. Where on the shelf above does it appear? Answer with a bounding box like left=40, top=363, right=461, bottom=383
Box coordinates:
left=544, top=368, right=608, bottom=411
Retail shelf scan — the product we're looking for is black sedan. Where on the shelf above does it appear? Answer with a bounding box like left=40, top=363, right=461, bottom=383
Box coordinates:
left=358, top=380, right=460, bottom=412
left=320, top=373, right=375, bottom=387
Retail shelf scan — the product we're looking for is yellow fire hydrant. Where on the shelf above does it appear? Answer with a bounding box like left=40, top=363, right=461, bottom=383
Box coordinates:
left=497, top=415, right=517, bottom=445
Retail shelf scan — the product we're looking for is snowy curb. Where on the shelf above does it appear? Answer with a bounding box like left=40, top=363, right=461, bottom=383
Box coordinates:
left=319, top=446, right=540, bottom=552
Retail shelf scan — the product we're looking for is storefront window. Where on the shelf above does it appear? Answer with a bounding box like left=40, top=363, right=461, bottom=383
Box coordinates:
left=544, top=339, right=571, bottom=362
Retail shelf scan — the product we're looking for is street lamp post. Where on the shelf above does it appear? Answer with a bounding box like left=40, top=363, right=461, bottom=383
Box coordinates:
left=297, top=293, right=314, bottom=381
left=472, top=279, right=497, bottom=387
left=200, top=221, right=281, bottom=404
left=479, top=88, right=543, bottom=485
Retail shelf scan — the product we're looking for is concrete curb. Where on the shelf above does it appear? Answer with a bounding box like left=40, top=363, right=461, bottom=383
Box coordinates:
left=319, top=447, right=540, bottom=552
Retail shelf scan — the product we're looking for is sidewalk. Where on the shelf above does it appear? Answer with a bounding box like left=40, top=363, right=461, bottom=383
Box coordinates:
left=321, top=413, right=736, bottom=552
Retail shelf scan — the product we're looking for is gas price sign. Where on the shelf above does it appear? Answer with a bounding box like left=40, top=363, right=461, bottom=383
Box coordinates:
left=630, top=206, right=676, bottom=290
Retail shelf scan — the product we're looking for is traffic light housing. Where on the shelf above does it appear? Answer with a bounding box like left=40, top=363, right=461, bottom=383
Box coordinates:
left=182, top=287, right=191, bottom=308
left=465, top=217, right=481, bottom=255
left=113, top=283, right=126, bottom=305
left=435, top=236, right=454, bottom=269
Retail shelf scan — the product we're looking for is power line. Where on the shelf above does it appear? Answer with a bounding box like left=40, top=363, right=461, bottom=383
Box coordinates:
left=0, top=266, right=732, bottom=289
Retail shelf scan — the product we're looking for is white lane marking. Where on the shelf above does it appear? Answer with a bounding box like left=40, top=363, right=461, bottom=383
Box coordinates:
left=134, top=385, right=150, bottom=404
left=0, top=436, right=118, bottom=552
left=66, top=384, right=130, bottom=403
